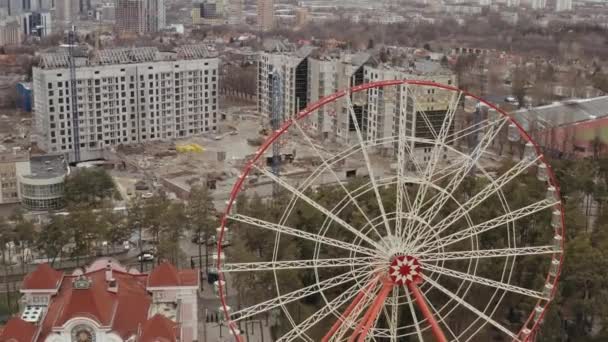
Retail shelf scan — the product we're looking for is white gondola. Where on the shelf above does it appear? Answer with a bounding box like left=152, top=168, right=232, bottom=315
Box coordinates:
left=523, top=142, right=536, bottom=161
left=213, top=280, right=226, bottom=297
left=551, top=210, right=562, bottom=230
left=549, top=258, right=560, bottom=276
left=553, top=234, right=563, bottom=251
left=507, top=123, right=520, bottom=142
left=533, top=306, right=544, bottom=322
left=537, top=164, right=548, bottom=182
left=543, top=282, right=554, bottom=298
left=546, top=186, right=557, bottom=202
left=218, top=306, right=231, bottom=322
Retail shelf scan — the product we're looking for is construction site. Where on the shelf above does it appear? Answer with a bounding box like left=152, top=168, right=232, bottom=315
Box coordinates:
left=110, top=105, right=384, bottom=211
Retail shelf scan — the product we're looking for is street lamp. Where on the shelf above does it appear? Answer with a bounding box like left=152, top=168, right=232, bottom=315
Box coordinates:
left=135, top=220, right=143, bottom=272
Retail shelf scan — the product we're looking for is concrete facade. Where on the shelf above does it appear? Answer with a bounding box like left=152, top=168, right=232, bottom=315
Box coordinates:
left=33, top=46, right=219, bottom=162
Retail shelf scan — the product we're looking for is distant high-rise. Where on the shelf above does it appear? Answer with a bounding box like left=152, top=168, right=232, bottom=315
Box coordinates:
left=531, top=0, right=546, bottom=9
left=506, top=0, right=519, bottom=7
left=257, top=0, right=273, bottom=32
left=226, top=0, right=242, bottom=25
left=55, top=0, right=79, bottom=22
left=478, top=0, right=491, bottom=6
left=555, top=0, right=571, bottom=11
left=115, top=0, right=164, bottom=34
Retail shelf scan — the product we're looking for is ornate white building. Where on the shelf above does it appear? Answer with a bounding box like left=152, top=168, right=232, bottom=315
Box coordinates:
left=0, top=258, right=199, bottom=342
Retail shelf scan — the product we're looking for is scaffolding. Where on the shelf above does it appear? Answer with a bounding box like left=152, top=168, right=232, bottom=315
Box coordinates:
left=270, top=70, right=284, bottom=194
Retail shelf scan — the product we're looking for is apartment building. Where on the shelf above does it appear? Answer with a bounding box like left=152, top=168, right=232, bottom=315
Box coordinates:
left=115, top=0, right=165, bottom=34
left=363, top=61, right=456, bottom=162
left=307, top=52, right=372, bottom=142
left=258, top=47, right=457, bottom=163
left=0, top=148, right=30, bottom=204
left=33, top=45, right=219, bottom=162
left=258, top=45, right=313, bottom=121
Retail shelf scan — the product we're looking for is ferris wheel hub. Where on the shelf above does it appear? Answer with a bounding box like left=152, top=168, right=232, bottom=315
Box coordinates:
left=388, top=255, right=422, bottom=286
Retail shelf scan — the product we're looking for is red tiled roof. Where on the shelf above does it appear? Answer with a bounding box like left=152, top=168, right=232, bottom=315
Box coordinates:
left=148, top=262, right=198, bottom=287
left=112, top=272, right=151, bottom=339
left=37, top=269, right=151, bottom=341
left=139, top=314, right=178, bottom=342
left=21, top=264, right=62, bottom=290
left=178, top=269, right=199, bottom=287
left=55, top=272, right=115, bottom=326
left=0, top=318, right=37, bottom=342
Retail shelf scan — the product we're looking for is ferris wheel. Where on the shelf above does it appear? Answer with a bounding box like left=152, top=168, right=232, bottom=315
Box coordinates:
left=216, top=80, right=565, bottom=342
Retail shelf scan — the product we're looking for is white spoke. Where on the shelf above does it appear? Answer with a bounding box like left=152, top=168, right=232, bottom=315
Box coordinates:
left=277, top=276, right=374, bottom=341
left=253, top=165, right=385, bottom=251
left=231, top=267, right=372, bottom=322
left=346, top=94, right=393, bottom=238
left=404, top=285, right=425, bottom=341
left=423, top=275, right=522, bottom=341
left=419, top=245, right=556, bottom=262
left=223, top=257, right=380, bottom=272
left=406, top=114, right=509, bottom=247
left=396, top=84, right=414, bottom=238
left=416, top=155, right=541, bottom=248
left=422, top=263, right=548, bottom=300
left=292, top=119, right=383, bottom=241
left=228, top=213, right=378, bottom=256
left=403, top=90, right=461, bottom=243
left=422, top=199, right=558, bottom=252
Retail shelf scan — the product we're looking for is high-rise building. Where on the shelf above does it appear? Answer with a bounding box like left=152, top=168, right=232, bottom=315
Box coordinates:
left=55, top=0, right=79, bottom=22
left=0, top=16, right=21, bottom=45
left=20, top=11, right=52, bottom=37
left=256, top=0, right=273, bottom=32
left=192, top=0, right=227, bottom=25
left=363, top=63, right=456, bottom=159
left=226, top=0, right=242, bottom=25
left=258, top=45, right=313, bottom=121
left=506, top=0, right=519, bottom=7
left=33, top=45, right=219, bottom=161
left=555, top=0, right=571, bottom=11
left=295, top=7, right=308, bottom=27
left=478, top=0, right=491, bottom=6
left=115, top=0, right=164, bottom=34
left=531, top=0, right=546, bottom=9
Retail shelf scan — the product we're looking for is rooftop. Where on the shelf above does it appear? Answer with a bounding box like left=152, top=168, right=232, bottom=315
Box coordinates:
left=39, top=45, right=217, bottom=69
left=24, top=154, right=68, bottom=179
left=513, top=96, right=608, bottom=130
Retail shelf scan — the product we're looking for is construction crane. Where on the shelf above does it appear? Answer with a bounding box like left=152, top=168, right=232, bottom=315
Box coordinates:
left=269, top=70, right=284, bottom=195
left=66, top=26, right=81, bottom=163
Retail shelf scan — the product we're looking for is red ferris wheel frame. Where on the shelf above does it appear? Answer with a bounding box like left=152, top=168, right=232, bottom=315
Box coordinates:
left=216, top=80, right=566, bottom=341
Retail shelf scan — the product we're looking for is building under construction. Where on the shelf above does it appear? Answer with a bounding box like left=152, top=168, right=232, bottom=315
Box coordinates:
left=33, top=45, right=219, bottom=162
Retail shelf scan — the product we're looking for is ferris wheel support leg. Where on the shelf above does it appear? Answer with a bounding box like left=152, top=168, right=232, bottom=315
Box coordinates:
left=348, top=279, right=393, bottom=342
left=322, top=277, right=379, bottom=342
left=408, top=282, right=448, bottom=342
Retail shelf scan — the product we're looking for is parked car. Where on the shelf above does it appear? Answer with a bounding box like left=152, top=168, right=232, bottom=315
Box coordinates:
left=138, top=252, right=155, bottom=262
